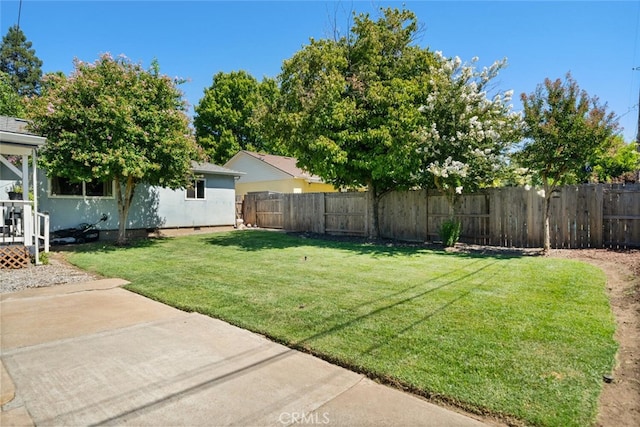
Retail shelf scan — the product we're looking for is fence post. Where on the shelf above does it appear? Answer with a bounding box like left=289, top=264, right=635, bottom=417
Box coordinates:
left=364, top=191, right=371, bottom=238
left=424, top=190, right=429, bottom=242
left=319, top=193, right=326, bottom=234
left=592, top=185, right=604, bottom=248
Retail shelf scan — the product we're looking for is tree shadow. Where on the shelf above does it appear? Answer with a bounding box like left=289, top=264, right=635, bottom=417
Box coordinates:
left=202, top=229, right=535, bottom=260
left=289, top=259, right=500, bottom=349
left=54, top=235, right=170, bottom=254
left=131, top=185, right=166, bottom=230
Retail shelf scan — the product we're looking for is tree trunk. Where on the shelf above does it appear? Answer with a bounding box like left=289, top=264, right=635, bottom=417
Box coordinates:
left=543, top=180, right=552, bottom=253
left=366, top=182, right=380, bottom=239
left=115, top=176, right=136, bottom=245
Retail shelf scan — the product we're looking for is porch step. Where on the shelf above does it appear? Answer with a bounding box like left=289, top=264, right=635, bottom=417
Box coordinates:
left=0, top=245, right=30, bottom=269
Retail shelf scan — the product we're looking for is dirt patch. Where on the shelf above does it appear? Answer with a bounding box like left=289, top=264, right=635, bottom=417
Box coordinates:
left=548, top=248, right=640, bottom=427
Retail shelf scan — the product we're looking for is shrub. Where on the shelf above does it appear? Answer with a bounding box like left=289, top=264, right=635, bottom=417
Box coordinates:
left=440, top=218, right=461, bottom=247
left=37, top=251, right=50, bottom=265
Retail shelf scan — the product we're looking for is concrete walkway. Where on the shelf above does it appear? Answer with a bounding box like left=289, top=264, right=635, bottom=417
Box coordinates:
left=1, top=279, right=490, bottom=426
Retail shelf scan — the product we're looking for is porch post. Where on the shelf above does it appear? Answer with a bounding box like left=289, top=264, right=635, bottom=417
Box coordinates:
left=32, top=148, right=40, bottom=264
left=21, top=154, right=28, bottom=201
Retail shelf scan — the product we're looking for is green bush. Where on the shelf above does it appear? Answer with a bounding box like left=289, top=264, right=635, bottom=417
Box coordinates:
left=440, top=218, right=461, bottom=247
left=37, top=251, right=50, bottom=265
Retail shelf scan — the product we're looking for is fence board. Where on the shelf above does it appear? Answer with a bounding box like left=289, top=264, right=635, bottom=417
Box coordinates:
left=255, top=193, right=283, bottom=229
left=282, top=193, right=324, bottom=233
left=603, top=185, right=640, bottom=248
left=379, top=190, right=427, bottom=241
left=241, top=184, right=639, bottom=248
left=324, top=193, right=366, bottom=235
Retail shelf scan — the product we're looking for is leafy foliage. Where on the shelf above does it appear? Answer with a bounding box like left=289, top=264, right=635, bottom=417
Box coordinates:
left=517, top=73, right=620, bottom=250
left=518, top=73, right=619, bottom=187
left=589, top=135, right=639, bottom=183
left=277, top=9, right=432, bottom=195
left=275, top=7, right=521, bottom=236
left=275, top=8, right=438, bottom=236
left=439, top=218, right=461, bottom=247
left=26, top=54, right=201, bottom=244
left=194, top=71, right=283, bottom=164
left=0, top=70, right=24, bottom=116
left=0, top=25, right=42, bottom=97
left=415, top=54, right=523, bottom=199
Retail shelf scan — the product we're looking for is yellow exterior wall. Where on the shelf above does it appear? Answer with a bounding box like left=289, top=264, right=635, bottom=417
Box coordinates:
left=235, top=178, right=337, bottom=196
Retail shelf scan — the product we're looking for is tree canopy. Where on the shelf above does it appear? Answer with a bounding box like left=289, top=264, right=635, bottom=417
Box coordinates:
left=0, top=25, right=42, bottom=97
left=276, top=8, right=436, bottom=236
left=0, top=70, right=24, bottom=116
left=415, top=53, right=522, bottom=199
left=517, top=72, right=620, bottom=251
left=26, top=54, right=201, bottom=244
left=275, top=7, right=521, bottom=237
left=589, top=135, right=639, bottom=183
left=194, top=70, right=282, bottom=164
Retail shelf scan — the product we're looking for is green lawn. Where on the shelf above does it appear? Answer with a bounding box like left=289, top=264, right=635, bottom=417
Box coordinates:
left=66, top=230, right=617, bottom=426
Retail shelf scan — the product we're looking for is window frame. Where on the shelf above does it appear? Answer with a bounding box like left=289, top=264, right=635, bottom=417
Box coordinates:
left=186, top=177, right=206, bottom=200
left=48, top=176, right=115, bottom=199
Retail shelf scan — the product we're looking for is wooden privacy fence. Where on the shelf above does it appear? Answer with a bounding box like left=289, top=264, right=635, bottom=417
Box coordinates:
left=242, top=183, right=640, bottom=249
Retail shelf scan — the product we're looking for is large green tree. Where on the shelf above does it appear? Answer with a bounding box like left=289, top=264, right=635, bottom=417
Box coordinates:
left=276, top=8, right=437, bottom=237
left=26, top=54, right=202, bottom=244
left=194, top=71, right=281, bottom=164
left=586, top=135, right=639, bottom=183
left=0, top=25, right=42, bottom=97
left=518, top=73, right=619, bottom=251
left=0, top=70, right=24, bottom=116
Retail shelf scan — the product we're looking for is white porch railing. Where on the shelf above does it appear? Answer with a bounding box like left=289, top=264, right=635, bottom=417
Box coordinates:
left=37, top=210, right=50, bottom=253
left=1, top=199, right=50, bottom=262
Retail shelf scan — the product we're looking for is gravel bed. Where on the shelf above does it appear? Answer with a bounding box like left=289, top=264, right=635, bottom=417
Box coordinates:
left=0, top=256, right=99, bottom=294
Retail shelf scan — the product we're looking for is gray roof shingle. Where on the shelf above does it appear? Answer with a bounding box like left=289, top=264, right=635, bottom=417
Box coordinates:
left=0, top=116, right=37, bottom=135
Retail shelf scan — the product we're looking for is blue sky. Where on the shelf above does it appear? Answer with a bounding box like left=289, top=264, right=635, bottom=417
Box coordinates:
left=1, top=1, right=639, bottom=142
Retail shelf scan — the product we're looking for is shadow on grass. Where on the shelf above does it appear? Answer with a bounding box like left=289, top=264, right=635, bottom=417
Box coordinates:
left=202, top=229, right=535, bottom=259
left=52, top=236, right=170, bottom=254
left=359, top=260, right=506, bottom=357
left=292, top=259, right=501, bottom=350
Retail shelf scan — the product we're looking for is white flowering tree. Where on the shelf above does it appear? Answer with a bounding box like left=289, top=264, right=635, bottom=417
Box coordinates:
left=415, top=54, right=522, bottom=243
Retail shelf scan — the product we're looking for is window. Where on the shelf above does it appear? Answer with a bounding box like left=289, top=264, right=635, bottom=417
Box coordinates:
left=186, top=178, right=205, bottom=199
left=50, top=177, right=113, bottom=198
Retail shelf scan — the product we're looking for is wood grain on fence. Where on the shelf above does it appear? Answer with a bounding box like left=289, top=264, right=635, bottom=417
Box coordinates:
left=241, top=184, right=639, bottom=248
left=253, top=193, right=284, bottom=229
left=324, top=193, right=366, bottom=235
left=379, top=190, right=427, bottom=242
left=603, top=185, right=640, bottom=248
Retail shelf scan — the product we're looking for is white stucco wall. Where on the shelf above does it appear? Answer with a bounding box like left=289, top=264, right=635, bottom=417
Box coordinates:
left=225, top=154, right=290, bottom=183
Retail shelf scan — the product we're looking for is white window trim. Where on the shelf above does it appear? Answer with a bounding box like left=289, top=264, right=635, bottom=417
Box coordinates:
left=186, top=178, right=206, bottom=200
left=48, top=177, right=116, bottom=199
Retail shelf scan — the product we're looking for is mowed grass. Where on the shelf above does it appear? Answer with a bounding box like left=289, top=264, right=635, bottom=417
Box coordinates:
left=67, top=230, right=617, bottom=426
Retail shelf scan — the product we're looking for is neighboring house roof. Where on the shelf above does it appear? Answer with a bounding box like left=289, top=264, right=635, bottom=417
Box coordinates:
left=191, top=161, right=244, bottom=177
left=0, top=116, right=46, bottom=155
left=0, top=116, right=36, bottom=135
left=229, top=150, right=324, bottom=183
